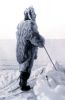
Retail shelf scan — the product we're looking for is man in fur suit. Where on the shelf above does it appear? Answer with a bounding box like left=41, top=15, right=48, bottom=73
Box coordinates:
left=16, top=6, right=45, bottom=91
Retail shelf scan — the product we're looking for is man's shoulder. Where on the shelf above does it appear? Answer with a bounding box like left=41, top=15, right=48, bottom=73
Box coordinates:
left=17, top=20, right=36, bottom=27
left=18, top=20, right=31, bottom=28
left=17, top=21, right=24, bottom=27
left=19, top=20, right=32, bottom=24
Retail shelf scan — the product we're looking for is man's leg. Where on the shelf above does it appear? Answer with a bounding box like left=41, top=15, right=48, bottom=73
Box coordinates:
left=19, top=71, right=31, bottom=91
left=19, top=58, right=34, bottom=91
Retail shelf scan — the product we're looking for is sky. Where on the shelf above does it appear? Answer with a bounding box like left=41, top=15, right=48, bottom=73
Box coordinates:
left=0, top=0, right=65, bottom=39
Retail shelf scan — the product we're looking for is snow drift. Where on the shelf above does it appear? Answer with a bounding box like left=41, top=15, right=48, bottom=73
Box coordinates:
left=34, top=62, right=65, bottom=100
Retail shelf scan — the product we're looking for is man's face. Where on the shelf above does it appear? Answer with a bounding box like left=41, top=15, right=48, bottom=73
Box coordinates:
left=24, top=7, right=36, bottom=21
left=30, top=8, right=36, bottom=21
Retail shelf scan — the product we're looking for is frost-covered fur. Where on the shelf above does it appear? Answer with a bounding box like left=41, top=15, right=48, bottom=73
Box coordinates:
left=16, top=7, right=45, bottom=73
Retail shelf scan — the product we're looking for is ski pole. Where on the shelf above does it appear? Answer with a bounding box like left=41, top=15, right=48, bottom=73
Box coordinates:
left=44, top=45, right=57, bottom=70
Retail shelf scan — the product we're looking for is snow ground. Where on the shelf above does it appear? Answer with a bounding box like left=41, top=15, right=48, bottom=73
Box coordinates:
left=0, top=62, right=65, bottom=100
left=0, top=65, right=45, bottom=100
